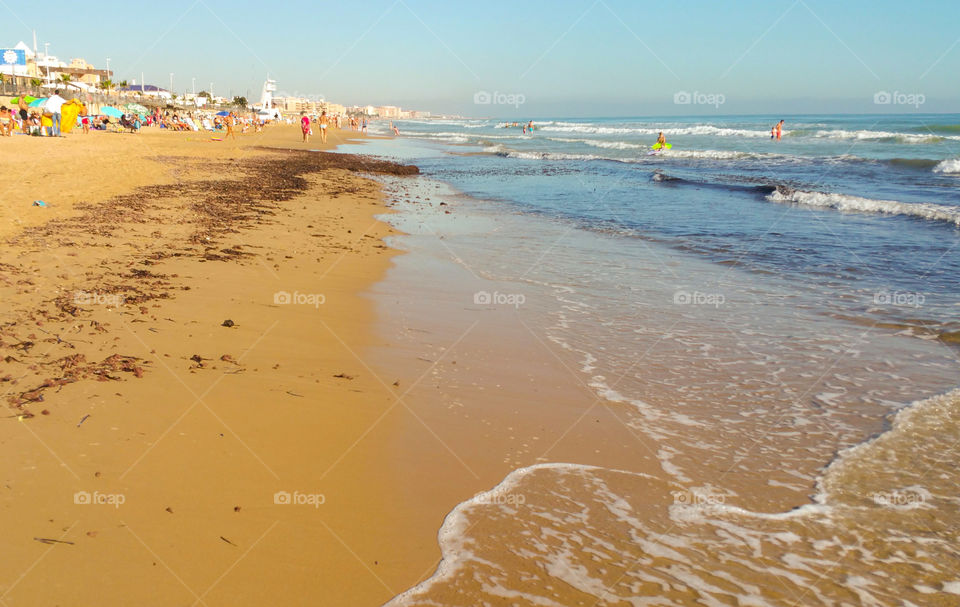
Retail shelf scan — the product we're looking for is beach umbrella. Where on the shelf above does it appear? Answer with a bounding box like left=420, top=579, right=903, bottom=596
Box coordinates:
left=101, top=106, right=123, bottom=118
left=215, top=110, right=230, bottom=116
left=9, top=96, right=37, bottom=105
left=28, top=98, right=47, bottom=107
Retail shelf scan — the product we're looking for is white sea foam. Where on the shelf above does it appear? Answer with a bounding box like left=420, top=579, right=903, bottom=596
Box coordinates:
left=812, top=129, right=957, bottom=143
left=487, top=143, right=791, bottom=164
left=816, top=387, right=960, bottom=504
left=550, top=138, right=647, bottom=150
left=484, top=145, right=608, bottom=162
left=766, top=188, right=960, bottom=227
left=933, top=158, right=960, bottom=174
left=388, top=389, right=960, bottom=605
left=662, top=149, right=757, bottom=160
left=383, top=463, right=656, bottom=606
left=944, top=581, right=960, bottom=595
left=539, top=124, right=770, bottom=137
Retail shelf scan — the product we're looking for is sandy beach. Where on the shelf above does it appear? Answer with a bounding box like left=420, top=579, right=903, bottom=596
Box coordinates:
left=0, top=125, right=444, bottom=605
left=1, top=125, right=673, bottom=605
left=4, top=116, right=958, bottom=606
left=5, top=5, right=958, bottom=603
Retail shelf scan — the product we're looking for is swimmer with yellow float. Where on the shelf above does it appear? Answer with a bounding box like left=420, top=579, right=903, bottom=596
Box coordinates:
left=649, top=131, right=672, bottom=155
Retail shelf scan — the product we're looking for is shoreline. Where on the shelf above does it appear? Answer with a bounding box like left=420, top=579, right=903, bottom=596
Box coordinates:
left=348, top=127, right=960, bottom=605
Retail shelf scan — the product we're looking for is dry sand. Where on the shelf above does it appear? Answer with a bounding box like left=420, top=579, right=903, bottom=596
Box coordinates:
left=0, top=125, right=439, bottom=606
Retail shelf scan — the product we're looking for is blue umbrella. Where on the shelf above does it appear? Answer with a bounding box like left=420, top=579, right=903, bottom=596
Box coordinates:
left=28, top=98, right=47, bottom=107
left=215, top=110, right=230, bottom=117
left=101, top=106, right=123, bottom=118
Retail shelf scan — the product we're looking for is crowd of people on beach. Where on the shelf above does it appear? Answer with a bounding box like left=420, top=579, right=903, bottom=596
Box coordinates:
left=0, top=90, right=71, bottom=137
left=0, top=88, right=278, bottom=138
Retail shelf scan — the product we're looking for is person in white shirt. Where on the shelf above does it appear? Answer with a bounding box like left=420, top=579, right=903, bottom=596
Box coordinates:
left=44, top=90, right=67, bottom=137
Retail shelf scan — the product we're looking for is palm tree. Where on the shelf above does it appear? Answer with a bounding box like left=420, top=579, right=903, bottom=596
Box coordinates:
left=30, top=77, right=42, bottom=95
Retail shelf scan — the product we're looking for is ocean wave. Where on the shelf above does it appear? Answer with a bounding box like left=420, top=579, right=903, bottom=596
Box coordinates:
left=538, top=124, right=770, bottom=137
left=382, top=462, right=634, bottom=606
left=484, top=144, right=612, bottom=162
left=386, top=387, right=960, bottom=606
left=767, top=187, right=960, bottom=227
left=933, top=158, right=960, bottom=174
left=886, top=157, right=941, bottom=170
left=545, top=137, right=648, bottom=150
left=406, top=132, right=471, bottom=143
left=819, top=388, right=960, bottom=506
left=663, top=149, right=762, bottom=160
left=914, top=124, right=960, bottom=134
left=812, top=129, right=956, bottom=143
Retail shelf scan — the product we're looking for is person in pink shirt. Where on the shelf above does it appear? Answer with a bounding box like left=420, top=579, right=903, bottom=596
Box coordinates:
left=300, top=112, right=311, bottom=142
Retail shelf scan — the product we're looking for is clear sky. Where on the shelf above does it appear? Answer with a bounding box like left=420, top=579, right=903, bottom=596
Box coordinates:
left=4, top=0, right=959, bottom=116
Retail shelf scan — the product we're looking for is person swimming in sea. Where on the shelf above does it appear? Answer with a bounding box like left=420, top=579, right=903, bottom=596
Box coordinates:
left=656, top=131, right=667, bottom=148
left=776, top=120, right=784, bottom=141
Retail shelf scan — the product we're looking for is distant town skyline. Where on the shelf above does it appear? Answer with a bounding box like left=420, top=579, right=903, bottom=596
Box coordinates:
left=4, top=0, right=959, bottom=117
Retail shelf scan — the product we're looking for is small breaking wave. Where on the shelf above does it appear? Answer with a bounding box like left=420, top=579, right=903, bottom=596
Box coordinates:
left=485, top=143, right=795, bottom=164
left=811, top=129, right=957, bottom=144
left=545, top=137, right=648, bottom=150
left=886, top=157, right=941, bottom=170
left=933, top=158, right=960, bottom=174
left=484, top=144, right=610, bottom=162
left=538, top=124, right=770, bottom=137
left=767, top=186, right=960, bottom=227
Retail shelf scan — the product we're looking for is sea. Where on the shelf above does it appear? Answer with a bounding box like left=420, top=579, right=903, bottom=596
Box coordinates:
left=345, top=115, right=960, bottom=606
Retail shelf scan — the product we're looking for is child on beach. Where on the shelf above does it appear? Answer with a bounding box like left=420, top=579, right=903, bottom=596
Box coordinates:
left=361, top=118, right=367, bottom=136
left=225, top=112, right=236, bottom=139
left=300, top=112, right=311, bottom=142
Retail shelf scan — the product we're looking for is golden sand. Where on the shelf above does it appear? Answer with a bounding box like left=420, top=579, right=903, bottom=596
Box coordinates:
left=0, top=125, right=436, bottom=606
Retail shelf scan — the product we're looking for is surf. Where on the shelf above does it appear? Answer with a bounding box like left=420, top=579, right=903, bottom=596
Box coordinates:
left=384, top=389, right=960, bottom=606
left=766, top=186, right=960, bottom=227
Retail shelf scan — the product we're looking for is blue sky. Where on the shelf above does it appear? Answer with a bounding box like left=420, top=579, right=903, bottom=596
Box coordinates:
left=4, top=0, right=959, bottom=116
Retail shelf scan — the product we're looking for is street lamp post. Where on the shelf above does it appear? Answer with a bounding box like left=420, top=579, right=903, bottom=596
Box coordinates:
left=169, top=72, right=173, bottom=97
left=43, top=43, right=50, bottom=81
